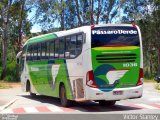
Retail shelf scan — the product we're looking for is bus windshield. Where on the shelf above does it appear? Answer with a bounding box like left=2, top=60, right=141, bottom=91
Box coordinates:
left=91, top=26, right=140, bottom=48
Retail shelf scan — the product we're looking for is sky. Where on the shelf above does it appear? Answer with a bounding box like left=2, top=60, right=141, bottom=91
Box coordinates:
left=30, top=24, right=42, bottom=33
left=27, top=8, right=60, bottom=33
left=27, top=1, right=125, bottom=33
left=27, top=8, right=42, bottom=33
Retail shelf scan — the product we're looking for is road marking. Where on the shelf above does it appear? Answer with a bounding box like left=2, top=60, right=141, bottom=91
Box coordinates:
left=149, top=104, right=160, bottom=108
left=47, top=106, right=63, bottom=112
left=13, top=108, right=25, bottom=113
left=60, top=107, right=76, bottom=112
left=1, top=109, right=14, bottom=114
left=24, top=107, right=39, bottom=113
left=36, top=106, right=52, bottom=113
left=132, top=104, right=159, bottom=109
left=1, top=103, right=160, bottom=114
left=126, top=104, right=145, bottom=109
left=0, top=99, right=17, bottom=112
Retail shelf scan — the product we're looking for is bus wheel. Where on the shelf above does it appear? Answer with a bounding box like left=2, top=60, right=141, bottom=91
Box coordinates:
left=60, top=85, right=71, bottom=107
left=99, top=100, right=116, bottom=106
left=27, top=81, right=36, bottom=97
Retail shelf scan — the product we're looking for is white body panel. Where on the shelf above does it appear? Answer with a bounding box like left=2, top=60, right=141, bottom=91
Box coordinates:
left=85, top=85, right=143, bottom=101
left=20, top=56, right=38, bottom=94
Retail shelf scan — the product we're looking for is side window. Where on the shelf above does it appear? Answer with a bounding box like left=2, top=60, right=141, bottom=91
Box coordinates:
left=59, top=38, right=65, bottom=58
left=26, top=46, right=30, bottom=61
left=65, top=37, right=70, bottom=59
left=19, top=53, right=25, bottom=73
left=37, top=43, right=41, bottom=60
left=46, top=42, right=50, bottom=59
left=55, top=39, right=59, bottom=58
left=41, top=42, right=47, bottom=59
left=76, top=34, right=83, bottom=56
left=28, top=45, right=33, bottom=61
left=49, top=40, right=55, bottom=59
left=70, top=35, right=76, bottom=58
left=33, top=44, right=38, bottom=61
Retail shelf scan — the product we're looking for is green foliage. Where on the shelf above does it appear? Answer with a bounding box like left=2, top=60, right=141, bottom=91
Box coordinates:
left=31, top=0, right=119, bottom=31
left=5, top=60, right=17, bottom=82
left=155, top=83, right=160, bottom=90
left=137, top=0, right=160, bottom=79
left=0, top=0, right=160, bottom=81
left=0, top=0, right=32, bottom=81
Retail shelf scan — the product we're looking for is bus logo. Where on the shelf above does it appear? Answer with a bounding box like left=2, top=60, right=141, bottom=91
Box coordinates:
left=51, top=64, right=60, bottom=85
left=92, top=30, right=137, bottom=35
left=123, top=63, right=138, bottom=67
left=106, top=70, right=129, bottom=84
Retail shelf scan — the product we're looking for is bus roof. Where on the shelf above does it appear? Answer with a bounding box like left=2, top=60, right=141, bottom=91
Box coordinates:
left=23, top=24, right=136, bottom=47
left=24, top=33, right=57, bottom=46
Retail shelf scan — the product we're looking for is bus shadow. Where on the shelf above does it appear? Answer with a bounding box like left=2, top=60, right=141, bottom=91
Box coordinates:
left=21, top=95, right=142, bottom=112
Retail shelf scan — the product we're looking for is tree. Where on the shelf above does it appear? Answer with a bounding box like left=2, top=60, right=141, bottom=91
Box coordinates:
left=0, top=0, right=13, bottom=80
left=136, top=0, right=160, bottom=78
left=33, top=0, right=120, bottom=31
left=75, top=0, right=82, bottom=26
left=0, top=0, right=32, bottom=81
left=10, top=0, right=32, bottom=53
left=122, top=0, right=148, bottom=23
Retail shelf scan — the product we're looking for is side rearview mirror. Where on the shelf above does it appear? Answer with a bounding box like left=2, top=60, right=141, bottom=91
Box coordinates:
left=16, top=51, right=22, bottom=64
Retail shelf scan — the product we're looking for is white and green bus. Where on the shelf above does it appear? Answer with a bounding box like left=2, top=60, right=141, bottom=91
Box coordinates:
left=17, top=24, right=143, bottom=107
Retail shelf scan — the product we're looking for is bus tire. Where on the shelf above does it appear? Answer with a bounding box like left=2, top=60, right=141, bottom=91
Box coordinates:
left=99, top=100, right=116, bottom=106
left=59, top=84, right=71, bottom=107
left=27, top=80, right=36, bottom=97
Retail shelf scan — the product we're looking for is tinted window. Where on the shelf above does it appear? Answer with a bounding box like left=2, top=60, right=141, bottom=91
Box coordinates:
left=49, top=41, right=55, bottom=59
left=46, top=42, right=50, bottom=59
left=65, top=37, right=70, bottom=58
left=59, top=38, right=65, bottom=58
left=37, top=43, right=41, bottom=60
left=91, top=26, right=140, bottom=48
left=76, top=34, right=83, bottom=55
left=26, top=33, right=83, bottom=61
left=55, top=40, right=59, bottom=58
left=27, top=45, right=33, bottom=61
left=41, top=42, right=47, bottom=59
left=33, top=44, right=38, bottom=60
left=70, top=35, right=77, bottom=58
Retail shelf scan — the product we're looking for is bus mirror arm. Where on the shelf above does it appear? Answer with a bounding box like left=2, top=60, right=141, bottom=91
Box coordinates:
left=16, top=51, right=22, bottom=64
left=16, top=58, right=19, bottom=64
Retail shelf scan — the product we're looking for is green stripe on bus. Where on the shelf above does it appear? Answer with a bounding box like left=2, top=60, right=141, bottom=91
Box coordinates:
left=92, top=46, right=139, bottom=51
left=26, top=33, right=57, bottom=45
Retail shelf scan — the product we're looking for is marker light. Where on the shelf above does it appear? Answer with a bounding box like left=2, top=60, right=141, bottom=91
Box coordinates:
left=86, top=70, right=98, bottom=88
left=136, top=68, right=144, bottom=86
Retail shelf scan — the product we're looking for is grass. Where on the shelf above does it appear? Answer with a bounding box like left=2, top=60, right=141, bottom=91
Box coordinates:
left=145, top=79, right=160, bottom=91
left=0, top=81, right=21, bottom=89
left=144, top=79, right=156, bottom=83
left=0, top=81, right=12, bottom=89
left=154, top=83, right=160, bottom=90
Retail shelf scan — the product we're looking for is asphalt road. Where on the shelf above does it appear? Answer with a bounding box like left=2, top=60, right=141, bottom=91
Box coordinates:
left=0, top=82, right=160, bottom=119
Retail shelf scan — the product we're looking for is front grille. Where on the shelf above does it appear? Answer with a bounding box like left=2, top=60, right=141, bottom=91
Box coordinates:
left=96, top=53, right=137, bottom=63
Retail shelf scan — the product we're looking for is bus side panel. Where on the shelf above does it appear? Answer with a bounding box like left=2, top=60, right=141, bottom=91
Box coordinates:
left=27, top=61, right=51, bottom=95
left=26, top=59, right=74, bottom=99
left=48, top=59, right=74, bottom=100
left=66, top=55, right=84, bottom=100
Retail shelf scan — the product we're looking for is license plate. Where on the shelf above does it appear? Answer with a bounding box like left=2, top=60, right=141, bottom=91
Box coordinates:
left=113, top=91, right=123, bottom=95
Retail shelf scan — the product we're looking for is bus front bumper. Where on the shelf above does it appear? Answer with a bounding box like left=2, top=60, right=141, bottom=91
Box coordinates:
left=85, top=85, right=143, bottom=101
